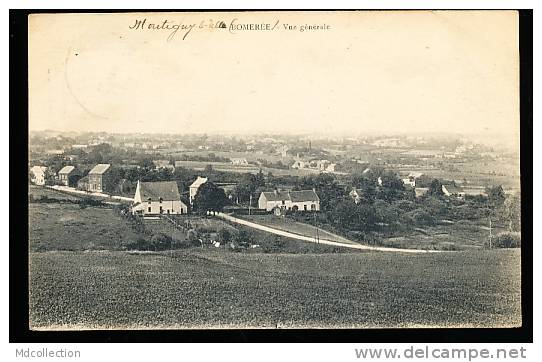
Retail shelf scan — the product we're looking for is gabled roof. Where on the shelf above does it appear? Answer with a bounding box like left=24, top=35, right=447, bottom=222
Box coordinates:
left=290, top=190, right=320, bottom=202
left=261, top=190, right=291, bottom=201
left=30, top=165, right=47, bottom=174
left=261, top=190, right=320, bottom=203
left=153, top=159, right=170, bottom=167
left=190, top=176, right=208, bottom=188
left=414, top=187, right=429, bottom=197
left=443, top=184, right=464, bottom=194
left=58, top=165, right=75, bottom=174
left=139, top=181, right=181, bottom=201
left=408, top=172, right=424, bottom=178
left=89, top=163, right=111, bottom=175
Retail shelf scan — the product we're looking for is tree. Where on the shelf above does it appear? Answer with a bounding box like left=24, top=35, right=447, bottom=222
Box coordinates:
left=330, top=198, right=377, bottom=232
left=139, top=157, right=155, bottom=171
left=502, top=192, right=521, bottom=232
left=429, top=179, right=444, bottom=197
left=377, top=171, right=405, bottom=202
left=150, top=233, right=172, bottom=251
left=408, top=209, right=435, bottom=226
left=486, top=185, right=506, bottom=207
left=193, top=181, right=229, bottom=214
left=232, top=174, right=259, bottom=204
left=204, top=164, right=214, bottom=174
left=218, top=228, right=232, bottom=243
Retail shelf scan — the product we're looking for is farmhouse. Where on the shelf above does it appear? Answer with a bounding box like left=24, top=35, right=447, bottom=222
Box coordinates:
left=442, top=184, right=465, bottom=198
left=189, top=176, right=208, bottom=204
left=230, top=158, right=249, bottom=166
left=58, top=166, right=81, bottom=187
left=291, top=160, right=307, bottom=169
left=402, top=172, right=424, bottom=187
left=414, top=187, right=429, bottom=198
left=153, top=159, right=175, bottom=171
left=30, top=166, right=48, bottom=185
left=258, top=189, right=320, bottom=212
left=88, top=163, right=111, bottom=192
left=132, top=181, right=188, bottom=215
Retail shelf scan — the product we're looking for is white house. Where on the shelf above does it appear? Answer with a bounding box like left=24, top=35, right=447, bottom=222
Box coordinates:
left=402, top=172, right=424, bottom=187
left=30, top=166, right=48, bottom=185
left=230, top=158, right=249, bottom=166
left=258, top=189, right=320, bottom=212
left=132, top=180, right=188, bottom=215
left=442, top=184, right=465, bottom=198
left=189, top=176, right=208, bottom=204
left=153, top=159, right=175, bottom=172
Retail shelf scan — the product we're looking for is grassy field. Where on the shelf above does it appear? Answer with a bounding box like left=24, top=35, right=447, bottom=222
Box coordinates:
left=29, top=203, right=140, bottom=251
left=29, top=185, right=84, bottom=201
left=29, top=249, right=521, bottom=329
left=238, top=214, right=359, bottom=245
left=381, top=220, right=504, bottom=251
left=29, top=201, right=341, bottom=254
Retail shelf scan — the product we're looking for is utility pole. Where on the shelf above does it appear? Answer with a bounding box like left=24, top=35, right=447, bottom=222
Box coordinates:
left=314, top=212, right=319, bottom=244
left=489, top=217, right=493, bottom=249
left=249, top=194, right=252, bottom=215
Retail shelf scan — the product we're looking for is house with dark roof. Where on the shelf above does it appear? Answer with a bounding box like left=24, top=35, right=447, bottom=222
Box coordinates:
left=132, top=180, right=188, bottom=215
left=258, top=189, right=320, bottom=213
left=58, top=165, right=81, bottom=187
left=88, top=163, right=111, bottom=192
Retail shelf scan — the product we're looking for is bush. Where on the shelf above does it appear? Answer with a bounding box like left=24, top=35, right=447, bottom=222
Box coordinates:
left=122, top=237, right=152, bottom=251
left=491, top=232, right=521, bottom=248
left=218, top=228, right=232, bottom=243
left=407, top=209, right=435, bottom=227
left=150, top=233, right=172, bottom=251
left=234, top=229, right=253, bottom=247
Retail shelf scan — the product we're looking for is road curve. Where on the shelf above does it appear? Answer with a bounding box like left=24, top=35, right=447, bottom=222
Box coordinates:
left=215, top=212, right=445, bottom=254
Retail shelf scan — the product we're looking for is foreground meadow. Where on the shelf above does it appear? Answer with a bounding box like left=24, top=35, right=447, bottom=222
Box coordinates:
left=29, top=248, right=521, bottom=329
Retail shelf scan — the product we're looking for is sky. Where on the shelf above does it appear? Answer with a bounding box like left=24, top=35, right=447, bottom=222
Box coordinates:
left=28, top=11, right=519, bottom=142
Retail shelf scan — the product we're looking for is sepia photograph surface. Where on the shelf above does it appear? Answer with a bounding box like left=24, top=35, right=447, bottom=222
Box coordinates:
left=27, top=11, right=521, bottom=330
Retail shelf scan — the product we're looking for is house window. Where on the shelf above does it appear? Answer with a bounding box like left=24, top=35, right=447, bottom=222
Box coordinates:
left=282, top=200, right=285, bottom=205
left=159, top=206, right=163, bottom=214
left=304, top=205, right=307, bottom=211
left=311, top=204, right=316, bottom=211
left=159, top=198, right=163, bottom=203
left=167, top=209, right=170, bottom=214
left=148, top=207, right=151, bottom=213
left=148, top=198, right=152, bottom=204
